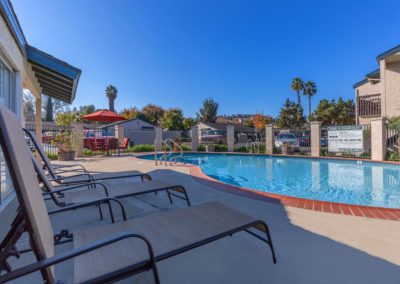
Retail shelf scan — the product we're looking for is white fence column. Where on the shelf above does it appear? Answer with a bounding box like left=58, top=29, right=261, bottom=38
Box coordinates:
left=155, top=127, right=162, bottom=151
left=116, top=125, right=124, bottom=143
left=265, top=124, right=274, bottom=155
left=72, top=122, right=84, bottom=158
left=310, top=121, right=321, bottom=157
left=191, top=126, right=198, bottom=152
left=227, top=125, right=234, bottom=152
left=371, top=119, right=386, bottom=161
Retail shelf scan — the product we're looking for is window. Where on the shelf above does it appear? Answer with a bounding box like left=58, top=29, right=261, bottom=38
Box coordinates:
left=0, top=58, right=16, bottom=206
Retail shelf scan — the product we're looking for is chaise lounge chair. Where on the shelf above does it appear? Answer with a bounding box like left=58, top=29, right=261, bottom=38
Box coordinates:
left=0, top=106, right=276, bottom=283
left=32, top=155, right=191, bottom=215
left=24, top=128, right=150, bottom=185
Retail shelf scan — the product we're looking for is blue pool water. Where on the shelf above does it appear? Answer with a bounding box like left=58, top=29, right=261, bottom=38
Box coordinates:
left=139, top=153, right=400, bottom=208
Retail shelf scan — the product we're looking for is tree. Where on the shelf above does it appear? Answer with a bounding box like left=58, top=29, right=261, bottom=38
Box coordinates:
left=161, top=108, right=184, bottom=130
left=312, top=98, right=355, bottom=126
left=79, top=105, right=96, bottom=116
left=182, top=117, right=197, bottom=130
left=23, top=91, right=35, bottom=121
left=252, top=113, right=272, bottom=130
left=42, top=95, right=67, bottom=121
left=44, top=96, right=54, bottom=122
left=291, top=77, right=304, bottom=105
left=141, top=104, right=164, bottom=125
left=303, top=81, right=317, bottom=119
left=105, top=85, right=118, bottom=112
left=197, top=98, right=219, bottom=123
left=276, top=98, right=306, bottom=129
left=120, top=107, right=140, bottom=120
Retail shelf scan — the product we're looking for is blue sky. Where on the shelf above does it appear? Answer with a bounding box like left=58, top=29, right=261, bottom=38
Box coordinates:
left=12, top=0, right=400, bottom=117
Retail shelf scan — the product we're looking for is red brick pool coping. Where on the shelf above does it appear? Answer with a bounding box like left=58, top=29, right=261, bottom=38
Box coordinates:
left=187, top=164, right=400, bottom=221
left=135, top=153, right=400, bottom=221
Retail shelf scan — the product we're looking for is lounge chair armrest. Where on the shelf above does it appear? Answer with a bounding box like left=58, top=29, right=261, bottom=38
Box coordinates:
left=97, top=173, right=152, bottom=182
left=0, top=232, right=157, bottom=283
left=53, top=163, right=87, bottom=171
left=43, top=181, right=109, bottom=196
left=49, top=172, right=95, bottom=184
left=48, top=197, right=125, bottom=219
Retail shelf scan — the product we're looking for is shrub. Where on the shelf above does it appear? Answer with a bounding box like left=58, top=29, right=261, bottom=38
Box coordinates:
left=181, top=145, right=191, bottom=151
left=387, top=151, right=400, bottom=161
left=128, top=144, right=155, bottom=152
left=234, top=146, right=248, bottom=153
left=84, top=149, right=94, bottom=156
left=273, top=147, right=282, bottom=154
left=46, top=153, right=58, bottom=160
left=214, top=144, right=227, bottom=152
left=197, top=145, right=206, bottom=151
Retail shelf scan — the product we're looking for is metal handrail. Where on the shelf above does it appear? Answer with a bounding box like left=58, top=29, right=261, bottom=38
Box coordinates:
left=246, top=138, right=260, bottom=154
left=155, top=139, right=184, bottom=166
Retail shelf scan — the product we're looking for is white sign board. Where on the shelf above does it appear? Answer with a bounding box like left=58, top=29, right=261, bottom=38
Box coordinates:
left=328, top=126, right=363, bottom=152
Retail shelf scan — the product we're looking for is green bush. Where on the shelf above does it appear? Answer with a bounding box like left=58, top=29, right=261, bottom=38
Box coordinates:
left=387, top=151, right=400, bottom=161
left=234, top=146, right=249, bottom=153
left=181, top=145, right=191, bottom=151
left=273, top=147, right=282, bottom=154
left=197, top=145, right=206, bottom=151
left=84, top=149, right=94, bottom=156
left=128, top=144, right=155, bottom=152
left=214, top=144, right=227, bottom=152
left=46, top=153, right=58, bottom=160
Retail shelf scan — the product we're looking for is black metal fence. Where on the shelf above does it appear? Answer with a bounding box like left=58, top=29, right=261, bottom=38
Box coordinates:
left=25, top=122, right=73, bottom=159
left=386, top=123, right=400, bottom=161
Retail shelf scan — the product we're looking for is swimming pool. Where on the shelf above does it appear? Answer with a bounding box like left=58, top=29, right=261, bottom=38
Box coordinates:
left=139, top=153, right=400, bottom=208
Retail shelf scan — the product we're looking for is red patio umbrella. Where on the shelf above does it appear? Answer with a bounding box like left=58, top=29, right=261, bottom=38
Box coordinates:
left=82, top=110, right=126, bottom=155
left=82, top=109, right=127, bottom=123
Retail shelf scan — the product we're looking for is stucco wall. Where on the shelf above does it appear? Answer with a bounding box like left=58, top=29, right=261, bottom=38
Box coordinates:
left=0, top=13, right=24, bottom=119
left=383, top=61, right=400, bottom=119
left=355, top=80, right=381, bottom=97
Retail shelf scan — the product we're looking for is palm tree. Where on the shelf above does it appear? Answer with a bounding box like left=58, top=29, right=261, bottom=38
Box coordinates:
left=105, top=85, right=118, bottom=112
left=291, top=77, right=304, bottom=106
left=303, top=81, right=317, bottom=119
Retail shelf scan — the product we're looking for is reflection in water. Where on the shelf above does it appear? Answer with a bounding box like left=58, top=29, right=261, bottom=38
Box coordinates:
left=371, top=167, right=384, bottom=203
left=265, top=159, right=274, bottom=182
left=311, top=161, right=320, bottom=193
left=328, top=163, right=365, bottom=192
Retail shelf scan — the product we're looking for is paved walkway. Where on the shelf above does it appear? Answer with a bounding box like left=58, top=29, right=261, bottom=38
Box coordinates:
left=4, top=154, right=400, bottom=283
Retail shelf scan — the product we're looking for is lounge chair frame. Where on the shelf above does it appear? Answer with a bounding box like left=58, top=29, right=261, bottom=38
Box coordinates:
left=24, top=128, right=152, bottom=185
left=0, top=106, right=276, bottom=283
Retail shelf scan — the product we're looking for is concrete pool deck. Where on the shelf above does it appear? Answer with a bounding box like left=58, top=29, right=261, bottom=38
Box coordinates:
left=3, top=154, right=400, bottom=283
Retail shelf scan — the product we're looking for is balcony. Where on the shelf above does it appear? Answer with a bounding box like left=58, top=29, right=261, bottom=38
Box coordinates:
left=357, top=93, right=381, bottom=117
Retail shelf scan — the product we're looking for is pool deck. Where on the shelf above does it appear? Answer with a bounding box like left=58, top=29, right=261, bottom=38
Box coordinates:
left=3, top=154, right=400, bottom=283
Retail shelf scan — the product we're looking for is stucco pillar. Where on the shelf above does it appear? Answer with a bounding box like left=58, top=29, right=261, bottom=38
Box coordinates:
left=116, top=125, right=124, bottom=143
left=72, top=122, right=84, bottom=158
left=191, top=126, right=198, bottom=152
left=154, top=127, right=162, bottom=151
left=265, top=124, right=274, bottom=155
left=310, top=121, right=321, bottom=157
left=371, top=118, right=386, bottom=161
left=227, top=125, right=234, bottom=152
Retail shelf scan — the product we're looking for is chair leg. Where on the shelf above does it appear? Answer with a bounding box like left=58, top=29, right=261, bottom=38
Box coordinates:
left=107, top=200, right=115, bottom=223
left=166, top=189, right=173, bottom=204
left=261, top=222, right=277, bottom=264
left=98, top=204, right=104, bottom=220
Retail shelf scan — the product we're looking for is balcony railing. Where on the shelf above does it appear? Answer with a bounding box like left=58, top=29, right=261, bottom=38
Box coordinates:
left=357, top=93, right=381, bottom=117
